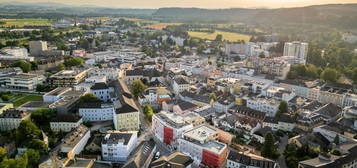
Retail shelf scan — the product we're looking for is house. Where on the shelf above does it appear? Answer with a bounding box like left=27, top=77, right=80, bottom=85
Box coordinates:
left=78, top=102, right=115, bottom=121
left=85, top=136, right=102, bottom=153
left=50, top=114, right=83, bottom=132
left=227, top=150, right=278, bottom=168
left=102, top=131, right=138, bottom=162
left=263, top=114, right=296, bottom=132
left=0, top=109, right=30, bottom=131
left=151, top=152, right=193, bottom=168
left=122, top=140, right=156, bottom=168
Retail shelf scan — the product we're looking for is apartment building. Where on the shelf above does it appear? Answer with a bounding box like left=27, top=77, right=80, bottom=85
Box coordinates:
left=49, top=70, right=88, bottom=87
left=4, top=73, right=45, bottom=90
left=0, top=109, right=30, bottom=131
left=101, top=131, right=138, bottom=162
left=50, top=114, right=83, bottom=132
left=61, top=125, right=90, bottom=160
left=79, top=102, right=115, bottom=121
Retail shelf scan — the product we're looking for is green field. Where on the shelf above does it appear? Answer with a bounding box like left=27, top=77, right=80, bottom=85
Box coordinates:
left=12, top=95, right=43, bottom=107
left=188, top=30, right=251, bottom=42
left=0, top=19, right=52, bottom=27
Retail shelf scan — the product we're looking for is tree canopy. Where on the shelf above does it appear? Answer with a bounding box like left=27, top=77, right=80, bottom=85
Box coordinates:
left=131, top=80, right=147, bottom=98
left=11, top=60, right=32, bottom=73
left=64, top=57, right=84, bottom=67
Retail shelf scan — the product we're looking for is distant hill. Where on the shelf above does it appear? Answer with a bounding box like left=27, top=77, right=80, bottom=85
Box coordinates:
left=153, top=4, right=357, bottom=29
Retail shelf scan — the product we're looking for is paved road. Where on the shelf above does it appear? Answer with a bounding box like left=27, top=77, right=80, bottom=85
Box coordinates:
left=277, top=135, right=289, bottom=168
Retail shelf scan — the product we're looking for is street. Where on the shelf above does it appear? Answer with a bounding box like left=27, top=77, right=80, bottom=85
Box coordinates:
left=277, top=134, right=289, bottom=168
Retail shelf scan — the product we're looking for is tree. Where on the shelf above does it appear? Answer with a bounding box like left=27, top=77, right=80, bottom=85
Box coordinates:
left=143, top=105, right=154, bottom=121
left=0, top=147, right=6, bottom=163
left=259, top=52, right=265, bottom=58
left=28, top=139, right=48, bottom=154
left=58, top=63, right=65, bottom=71
left=131, top=80, right=147, bottom=98
left=215, top=34, right=223, bottom=42
left=321, top=68, right=338, bottom=82
left=276, top=101, right=288, bottom=117
left=25, top=149, right=40, bottom=168
left=31, top=108, right=56, bottom=127
left=209, top=93, right=217, bottom=101
left=261, top=132, right=280, bottom=159
left=15, top=120, right=41, bottom=145
left=64, top=57, right=84, bottom=67
left=0, top=152, right=28, bottom=168
left=11, top=60, right=31, bottom=73
left=79, top=93, right=101, bottom=103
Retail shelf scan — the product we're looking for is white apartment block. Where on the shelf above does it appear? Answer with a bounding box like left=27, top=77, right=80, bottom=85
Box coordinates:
left=61, top=125, right=90, bottom=160
left=246, top=97, right=280, bottom=117
left=0, top=109, right=30, bottom=131
left=4, top=73, right=45, bottom=90
left=102, top=132, right=138, bottom=162
left=79, top=102, right=115, bottom=121
left=88, top=67, right=120, bottom=81
left=50, top=115, right=83, bottom=132
left=283, top=41, right=308, bottom=64
left=173, top=77, right=190, bottom=94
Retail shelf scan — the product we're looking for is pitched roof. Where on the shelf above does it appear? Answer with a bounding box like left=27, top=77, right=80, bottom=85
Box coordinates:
left=122, top=140, right=156, bottom=168
left=151, top=152, right=193, bottom=168
left=116, top=103, right=138, bottom=114
left=90, top=82, right=109, bottom=90
left=174, top=77, right=189, bottom=85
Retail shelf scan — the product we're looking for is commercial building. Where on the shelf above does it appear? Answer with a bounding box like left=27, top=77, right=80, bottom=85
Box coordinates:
left=49, top=70, right=88, bottom=87
left=178, top=125, right=228, bottom=167
left=79, top=102, right=115, bottom=121
left=101, top=131, right=138, bottom=162
left=0, top=109, right=30, bottom=131
left=152, top=111, right=194, bottom=146
left=50, top=114, right=83, bottom=132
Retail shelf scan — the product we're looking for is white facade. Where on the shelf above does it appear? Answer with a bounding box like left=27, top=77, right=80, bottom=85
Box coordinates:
left=173, top=80, right=190, bottom=94
left=102, top=132, right=138, bottom=162
left=4, top=73, right=45, bottom=90
left=79, top=103, right=115, bottom=121
left=246, top=98, right=279, bottom=117
left=283, top=42, right=308, bottom=64
left=50, top=118, right=83, bottom=132
left=88, top=67, right=119, bottom=81
left=0, top=47, right=34, bottom=61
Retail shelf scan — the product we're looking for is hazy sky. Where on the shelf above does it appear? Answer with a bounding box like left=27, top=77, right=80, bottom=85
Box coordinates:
left=2, top=0, right=357, bottom=8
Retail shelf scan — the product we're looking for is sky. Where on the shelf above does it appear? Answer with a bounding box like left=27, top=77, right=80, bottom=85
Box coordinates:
left=1, top=0, right=357, bottom=9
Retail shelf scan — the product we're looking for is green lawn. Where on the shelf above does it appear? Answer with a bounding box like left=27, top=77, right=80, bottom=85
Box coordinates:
left=12, top=95, right=43, bottom=107
left=188, top=30, right=251, bottom=42
left=0, top=19, right=52, bottom=27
